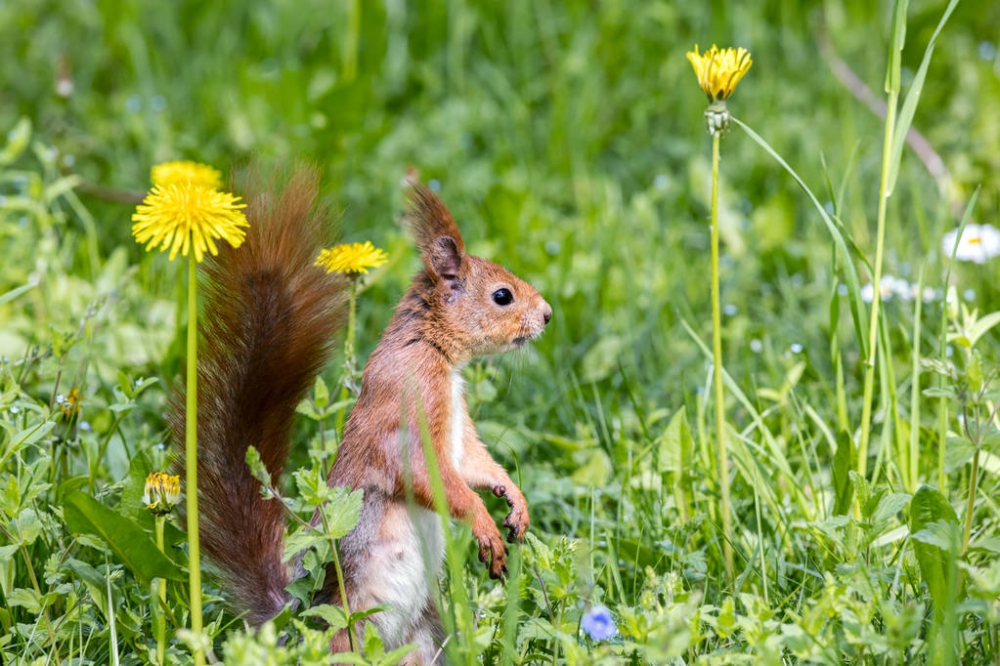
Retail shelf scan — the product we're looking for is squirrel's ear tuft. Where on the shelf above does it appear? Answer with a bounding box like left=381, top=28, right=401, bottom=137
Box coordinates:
left=406, top=182, right=466, bottom=269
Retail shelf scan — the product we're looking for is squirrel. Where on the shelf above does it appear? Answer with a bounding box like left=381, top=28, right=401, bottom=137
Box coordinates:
left=172, top=164, right=552, bottom=663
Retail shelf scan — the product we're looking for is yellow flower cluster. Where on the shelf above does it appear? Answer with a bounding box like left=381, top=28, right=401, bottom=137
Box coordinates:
left=143, top=471, right=181, bottom=515
left=686, top=45, right=752, bottom=102
left=132, top=161, right=249, bottom=263
left=315, top=241, right=389, bottom=276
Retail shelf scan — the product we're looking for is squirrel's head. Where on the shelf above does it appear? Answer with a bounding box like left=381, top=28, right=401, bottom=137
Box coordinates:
left=407, top=184, right=552, bottom=362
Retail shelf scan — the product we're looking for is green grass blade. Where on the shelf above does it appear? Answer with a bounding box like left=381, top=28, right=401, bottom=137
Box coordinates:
left=885, top=0, right=909, bottom=93
left=734, top=117, right=869, bottom=358
left=887, top=0, right=961, bottom=194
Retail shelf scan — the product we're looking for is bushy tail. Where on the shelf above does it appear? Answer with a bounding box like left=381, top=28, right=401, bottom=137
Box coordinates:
left=171, top=164, right=347, bottom=625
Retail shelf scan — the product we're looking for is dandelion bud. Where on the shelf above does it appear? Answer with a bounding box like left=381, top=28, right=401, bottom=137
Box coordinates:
left=143, top=471, right=181, bottom=515
left=705, top=100, right=732, bottom=135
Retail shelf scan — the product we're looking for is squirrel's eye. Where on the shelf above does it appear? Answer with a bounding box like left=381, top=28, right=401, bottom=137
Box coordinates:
left=492, top=288, right=514, bottom=306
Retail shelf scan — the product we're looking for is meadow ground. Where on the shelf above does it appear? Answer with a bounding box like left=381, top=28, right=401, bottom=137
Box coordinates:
left=2, top=0, right=1000, bottom=663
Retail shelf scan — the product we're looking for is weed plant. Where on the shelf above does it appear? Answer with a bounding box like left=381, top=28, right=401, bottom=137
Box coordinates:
left=3, top=0, right=1000, bottom=664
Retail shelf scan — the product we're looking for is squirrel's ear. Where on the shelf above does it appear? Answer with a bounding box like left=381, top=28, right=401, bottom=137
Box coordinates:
left=428, top=235, right=465, bottom=283
left=406, top=181, right=466, bottom=258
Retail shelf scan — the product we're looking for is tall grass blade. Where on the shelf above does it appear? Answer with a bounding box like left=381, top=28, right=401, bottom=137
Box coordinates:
left=887, top=0, right=961, bottom=194
left=734, top=118, right=869, bottom=359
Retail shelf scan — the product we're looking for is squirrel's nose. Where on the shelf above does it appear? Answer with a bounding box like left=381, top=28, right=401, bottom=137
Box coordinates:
left=541, top=302, right=552, bottom=325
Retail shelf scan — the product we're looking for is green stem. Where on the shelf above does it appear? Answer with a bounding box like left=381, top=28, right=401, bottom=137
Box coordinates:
left=857, top=90, right=898, bottom=482
left=908, top=268, right=924, bottom=492
left=343, top=0, right=360, bottom=82
left=710, top=132, right=735, bottom=581
left=345, top=281, right=358, bottom=380
left=185, top=252, right=204, bottom=666
left=320, top=512, right=356, bottom=652
left=155, top=515, right=167, bottom=666
left=963, top=446, right=980, bottom=553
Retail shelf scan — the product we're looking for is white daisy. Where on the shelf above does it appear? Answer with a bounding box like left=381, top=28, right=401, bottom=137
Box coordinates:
left=941, top=224, right=1000, bottom=264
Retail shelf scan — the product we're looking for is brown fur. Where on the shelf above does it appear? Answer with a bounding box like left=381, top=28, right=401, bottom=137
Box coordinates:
left=183, top=173, right=550, bottom=663
left=171, top=164, right=347, bottom=625
left=322, top=184, right=551, bottom=660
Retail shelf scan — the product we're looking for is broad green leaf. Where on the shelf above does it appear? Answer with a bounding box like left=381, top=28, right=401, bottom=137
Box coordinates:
left=64, top=558, right=109, bottom=617
left=301, top=604, right=349, bottom=632
left=63, top=491, right=184, bottom=584
left=7, top=587, right=41, bottom=613
left=908, top=485, right=959, bottom=619
left=318, top=487, right=364, bottom=539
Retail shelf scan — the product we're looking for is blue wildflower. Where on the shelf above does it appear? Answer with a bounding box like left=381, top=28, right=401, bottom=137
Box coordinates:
left=581, top=604, right=616, bottom=641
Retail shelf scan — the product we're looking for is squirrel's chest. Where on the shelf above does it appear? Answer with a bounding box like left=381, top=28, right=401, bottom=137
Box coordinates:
left=448, top=370, right=466, bottom=470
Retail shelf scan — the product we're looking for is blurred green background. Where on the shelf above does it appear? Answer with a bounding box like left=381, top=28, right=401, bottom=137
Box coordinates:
left=4, top=0, right=1000, bottom=661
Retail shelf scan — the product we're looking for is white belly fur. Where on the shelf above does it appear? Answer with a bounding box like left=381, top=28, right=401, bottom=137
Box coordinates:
left=361, top=505, right=444, bottom=647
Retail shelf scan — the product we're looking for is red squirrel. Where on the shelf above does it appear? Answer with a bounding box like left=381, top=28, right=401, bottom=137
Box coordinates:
left=173, top=165, right=551, bottom=662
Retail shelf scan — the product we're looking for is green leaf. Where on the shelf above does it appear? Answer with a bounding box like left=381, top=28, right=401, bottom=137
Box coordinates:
left=7, top=587, right=41, bottom=613
left=313, top=375, right=330, bottom=409
left=301, top=604, right=349, bottom=632
left=0, top=279, right=38, bottom=307
left=965, top=311, right=1000, bottom=349
left=63, top=491, right=184, bottom=584
left=886, top=0, right=959, bottom=194
left=246, top=445, right=273, bottom=489
left=0, top=117, right=31, bottom=166
left=63, top=558, right=109, bottom=618
left=908, top=485, right=959, bottom=619
left=657, top=406, right=693, bottom=475
left=833, top=431, right=855, bottom=516
left=884, top=0, right=909, bottom=93
left=317, top=487, right=364, bottom=540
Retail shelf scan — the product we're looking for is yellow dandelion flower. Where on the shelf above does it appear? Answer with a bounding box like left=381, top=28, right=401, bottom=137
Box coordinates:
left=151, top=160, right=223, bottom=190
left=315, top=241, right=389, bottom=275
left=143, top=471, right=181, bottom=515
left=686, top=44, right=752, bottom=102
left=132, top=184, right=249, bottom=262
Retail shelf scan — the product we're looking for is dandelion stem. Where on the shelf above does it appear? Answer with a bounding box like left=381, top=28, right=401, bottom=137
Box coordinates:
left=155, top=514, right=167, bottom=666
left=346, top=280, right=358, bottom=382
left=185, top=251, right=205, bottom=666
left=710, top=132, right=735, bottom=581
left=857, top=89, right=898, bottom=483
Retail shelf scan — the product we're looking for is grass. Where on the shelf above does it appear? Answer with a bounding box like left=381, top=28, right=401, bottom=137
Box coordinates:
left=3, top=0, right=1000, bottom=663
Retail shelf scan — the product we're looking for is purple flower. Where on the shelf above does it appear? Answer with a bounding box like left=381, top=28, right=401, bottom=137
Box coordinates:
left=581, top=604, right=616, bottom=641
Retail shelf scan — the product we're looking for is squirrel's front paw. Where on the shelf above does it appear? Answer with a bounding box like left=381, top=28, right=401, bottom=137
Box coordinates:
left=475, top=524, right=508, bottom=579
left=499, top=489, right=530, bottom=543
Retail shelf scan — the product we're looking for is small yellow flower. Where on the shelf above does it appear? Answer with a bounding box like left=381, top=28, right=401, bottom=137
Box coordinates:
left=57, top=387, right=81, bottom=419
left=143, top=471, right=181, bottom=515
left=132, top=184, right=249, bottom=262
left=686, top=45, right=752, bottom=102
left=151, top=161, right=223, bottom=190
left=315, top=241, right=389, bottom=276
